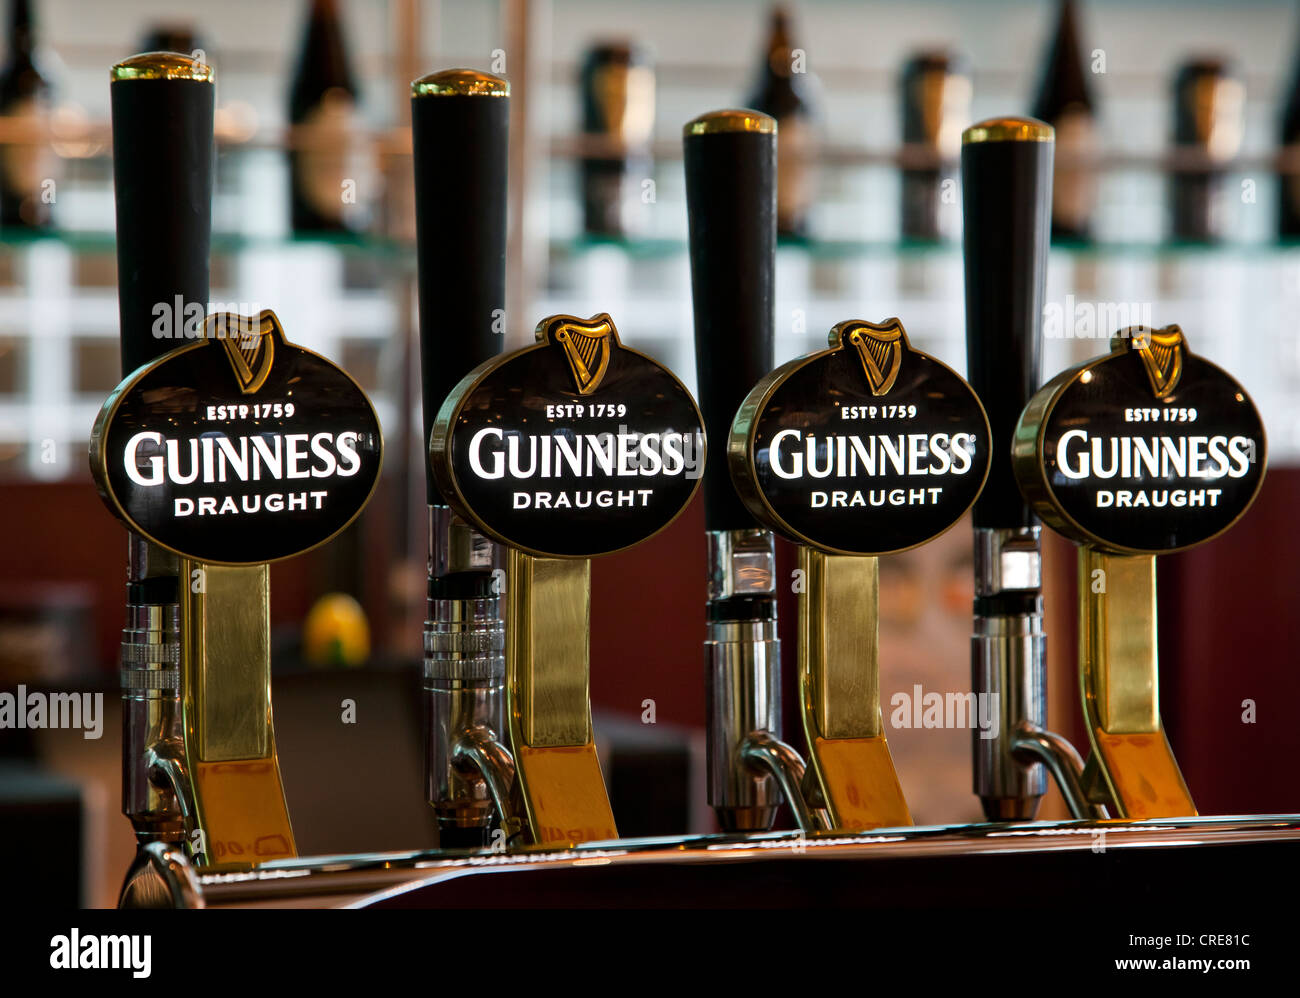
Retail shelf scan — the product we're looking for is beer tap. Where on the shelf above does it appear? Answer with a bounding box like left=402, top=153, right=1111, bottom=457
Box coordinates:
left=410, top=69, right=517, bottom=849
left=962, top=116, right=1101, bottom=821
left=1013, top=324, right=1266, bottom=818
left=430, top=313, right=705, bottom=847
left=684, top=109, right=818, bottom=833
left=730, top=318, right=992, bottom=831
left=106, top=52, right=236, bottom=890
left=101, top=53, right=384, bottom=903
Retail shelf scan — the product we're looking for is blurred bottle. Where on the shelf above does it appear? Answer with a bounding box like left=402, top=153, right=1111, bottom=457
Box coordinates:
left=745, top=4, right=817, bottom=240
left=1169, top=57, right=1243, bottom=244
left=1031, top=0, right=1096, bottom=243
left=1278, top=11, right=1300, bottom=239
left=579, top=41, right=654, bottom=239
left=288, top=0, right=360, bottom=234
left=0, top=0, right=51, bottom=229
left=139, top=24, right=200, bottom=57
left=899, top=50, right=970, bottom=243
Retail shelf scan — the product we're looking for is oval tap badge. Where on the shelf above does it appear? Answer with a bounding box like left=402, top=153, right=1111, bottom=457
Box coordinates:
left=90, top=310, right=383, bottom=564
left=431, top=313, right=705, bottom=558
left=1012, top=325, right=1266, bottom=554
left=729, top=318, right=991, bottom=556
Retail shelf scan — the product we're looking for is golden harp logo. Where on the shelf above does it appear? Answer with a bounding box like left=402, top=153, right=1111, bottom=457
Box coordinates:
left=549, top=313, right=614, bottom=395
left=843, top=319, right=903, bottom=397
left=212, top=311, right=276, bottom=395
left=1124, top=325, right=1184, bottom=399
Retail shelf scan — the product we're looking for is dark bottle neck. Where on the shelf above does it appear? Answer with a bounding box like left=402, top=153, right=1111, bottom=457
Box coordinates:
left=289, top=0, right=356, bottom=116
left=6, top=0, right=35, bottom=64
left=1282, top=3, right=1300, bottom=137
left=1032, top=0, right=1094, bottom=122
left=747, top=7, right=806, bottom=117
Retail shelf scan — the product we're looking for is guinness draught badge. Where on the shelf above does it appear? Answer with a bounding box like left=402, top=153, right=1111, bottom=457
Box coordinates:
left=433, top=313, right=704, bottom=558
left=1014, top=325, right=1264, bottom=554
left=92, top=310, right=383, bottom=565
left=731, top=318, right=991, bottom=556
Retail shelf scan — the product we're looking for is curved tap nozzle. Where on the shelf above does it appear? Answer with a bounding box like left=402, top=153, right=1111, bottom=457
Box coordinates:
left=1011, top=721, right=1108, bottom=821
left=146, top=742, right=200, bottom=857
left=119, top=841, right=204, bottom=910
left=450, top=726, right=524, bottom=845
left=739, top=731, right=827, bottom=833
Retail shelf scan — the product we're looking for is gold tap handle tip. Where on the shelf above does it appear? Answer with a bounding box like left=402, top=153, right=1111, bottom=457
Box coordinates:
left=684, top=109, right=777, bottom=137
left=111, top=52, right=214, bottom=84
left=412, top=69, right=510, bottom=98
left=962, top=116, right=1053, bottom=145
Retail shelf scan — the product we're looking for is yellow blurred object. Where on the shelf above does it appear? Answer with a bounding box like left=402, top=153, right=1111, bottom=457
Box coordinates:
left=303, top=593, right=370, bottom=667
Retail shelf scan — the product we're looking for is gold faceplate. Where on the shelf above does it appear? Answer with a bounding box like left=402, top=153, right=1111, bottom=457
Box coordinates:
left=181, top=561, right=296, bottom=864
left=505, top=549, right=617, bottom=846
left=1078, top=547, right=1195, bottom=819
left=798, top=548, right=912, bottom=829
left=509, top=552, right=591, bottom=747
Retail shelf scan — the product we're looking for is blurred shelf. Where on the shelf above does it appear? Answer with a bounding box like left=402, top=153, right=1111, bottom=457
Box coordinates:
left=0, top=227, right=415, bottom=260
left=8, top=228, right=1300, bottom=263
left=550, top=134, right=1300, bottom=174
left=550, top=233, right=1300, bottom=260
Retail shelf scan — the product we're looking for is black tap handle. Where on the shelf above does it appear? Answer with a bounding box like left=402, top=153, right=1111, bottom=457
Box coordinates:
left=961, top=117, right=1054, bottom=530
left=411, top=70, right=510, bottom=504
left=111, top=53, right=215, bottom=379
left=684, top=110, right=776, bottom=532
